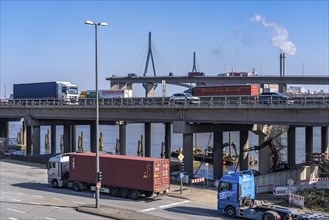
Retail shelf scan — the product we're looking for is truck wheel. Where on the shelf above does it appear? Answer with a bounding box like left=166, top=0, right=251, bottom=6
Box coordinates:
left=129, top=190, right=140, bottom=200
left=225, top=206, right=236, bottom=218
left=120, top=188, right=129, bottom=198
left=52, top=179, right=58, bottom=188
left=262, top=211, right=280, bottom=220
left=73, top=182, right=80, bottom=191
left=110, top=187, right=119, bottom=197
left=144, top=191, right=153, bottom=197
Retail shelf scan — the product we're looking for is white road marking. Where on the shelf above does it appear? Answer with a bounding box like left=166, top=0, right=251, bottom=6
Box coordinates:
left=51, top=197, right=62, bottom=201
left=140, top=207, right=156, bottom=212
left=32, top=195, right=43, bottom=198
left=7, top=208, right=26, bottom=214
left=72, top=201, right=84, bottom=204
left=9, top=217, right=18, bottom=220
left=45, top=217, right=56, bottom=220
left=17, top=192, right=25, bottom=195
left=29, top=201, right=40, bottom=205
left=158, top=200, right=190, bottom=209
left=10, top=199, right=21, bottom=202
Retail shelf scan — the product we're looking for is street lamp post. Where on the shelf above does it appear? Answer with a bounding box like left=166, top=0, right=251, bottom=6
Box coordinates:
left=84, top=20, right=108, bottom=209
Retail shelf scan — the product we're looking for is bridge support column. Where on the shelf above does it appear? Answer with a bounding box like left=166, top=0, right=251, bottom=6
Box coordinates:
left=305, top=126, right=313, bottom=162
left=213, top=131, right=223, bottom=179
left=64, top=124, right=71, bottom=153
left=90, top=124, right=96, bottom=153
left=71, top=125, right=76, bottom=152
left=145, top=82, right=155, bottom=97
left=258, top=134, right=271, bottom=175
left=288, top=126, right=296, bottom=169
left=239, top=131, right=249, bottom=171
left=183, top=133, right=193, bottom=178
left=32, top=126, right=40, bottom=155
left=0, top=121, right=9, bottom=138
left=164, top=123, right=171, bottom=159
left=145, top=123, right=151, bottom=157
left=51, top=125, right=57, bottom=155
left=321, top=126, right=328, bottom=158
left=26, top=126, right=32, bottom=156
left=119, top=124, right=126, bottom=155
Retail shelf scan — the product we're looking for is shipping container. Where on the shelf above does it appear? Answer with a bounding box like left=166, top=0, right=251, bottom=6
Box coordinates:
left=191, top=85, right=259, bottom=96
left=68, top=152, right=170, bottom=193
left=85, top=89, right=133, bottom=98
left=188, top=72, right=205, bottom=77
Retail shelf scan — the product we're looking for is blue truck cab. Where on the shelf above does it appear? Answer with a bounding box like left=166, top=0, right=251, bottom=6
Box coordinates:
left=218, top=170, right=256, bottom=218
left=217, top=170, right=306, bottom=220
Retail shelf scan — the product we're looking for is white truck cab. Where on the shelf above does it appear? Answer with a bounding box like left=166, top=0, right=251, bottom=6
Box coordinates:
left=47, top=154, right=70, bottom=187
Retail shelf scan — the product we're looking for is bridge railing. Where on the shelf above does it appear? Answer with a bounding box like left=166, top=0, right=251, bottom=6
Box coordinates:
left=1, top=95, right=329, bottom=107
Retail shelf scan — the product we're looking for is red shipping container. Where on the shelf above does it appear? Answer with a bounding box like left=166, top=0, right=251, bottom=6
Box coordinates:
left=68, top=152, right=170, bottom=193
left=192, top=85, right=259, bottom=96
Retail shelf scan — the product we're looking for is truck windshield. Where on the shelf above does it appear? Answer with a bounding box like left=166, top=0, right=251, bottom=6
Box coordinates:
left=67, top=87, right=78, bottom=94
left=47, top=162, right=56, bottom=170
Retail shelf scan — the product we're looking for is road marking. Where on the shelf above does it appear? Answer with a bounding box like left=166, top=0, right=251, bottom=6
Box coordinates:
left=45, top=217, right=56, bottom=220
left=72, top=201, right=84, bottom=204
left=140, top=207, right=156, bottom=212
left=29, top=201, right=40, bottom=205
left=9, top=217, right=18, bottom=220
left=32, top=195, right=43, bottom=198
left=7, top=208, right=26, bottom=214
left=158, top=200, right=190, bottom=209
left=10, top=199, right=21, bottom=202
left=51, top=197, right=62, bottom=201
left=17, top=192, right=25, bottom=195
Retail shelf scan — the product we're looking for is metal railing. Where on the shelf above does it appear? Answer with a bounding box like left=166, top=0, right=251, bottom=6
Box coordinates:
left=1, top=95, right=329, bottom=108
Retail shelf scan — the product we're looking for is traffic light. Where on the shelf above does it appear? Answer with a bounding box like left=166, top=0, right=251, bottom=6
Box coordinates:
left=98, top=171, right=103, bottom=182
left=180, top=162, right=185, bottom=172
left=96, top=171, right=103, bottom=182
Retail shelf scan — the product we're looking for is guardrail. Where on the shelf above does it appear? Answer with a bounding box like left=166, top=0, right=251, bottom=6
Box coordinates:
left=1, top=95, right=329, bottom=107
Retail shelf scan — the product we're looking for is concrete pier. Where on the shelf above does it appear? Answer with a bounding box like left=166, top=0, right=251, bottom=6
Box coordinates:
left=239, top=131, right=249, bottom=170
left=32, top=126, right=40, bottom=155
left=305, top=126, right=313, bottom=162
left=258, top=133, right=270, bottom=174
left=119, top=124, right=126, bottom=155
left=51, top=125, right=56, bottom=155
left=145, top=123, right=151, bottom=157
left=164, top=122, right=171, bottom=159
left=26, top=126, right=32, bottom=156
left=288, top=126, right=296, bottom=169
left=321, top=126, right=328, bottom=155
left=213, top=131, right=223, bottom=179
left=0, top=121, right=9, bottom=138
left=90, top=124, right=96, bottom=152
left=183, top=133, right=193, bottom=177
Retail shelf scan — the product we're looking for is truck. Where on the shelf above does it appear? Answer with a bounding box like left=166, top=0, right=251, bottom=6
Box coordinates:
left=47, top=152, right=170, bottom=200
left=217, top=170, right=327, bottom=220
left=80, top=89, right=133, bottom=99
left=13, top=81, right=78, bottom=103
left=188, top=85, right=259, bottom=97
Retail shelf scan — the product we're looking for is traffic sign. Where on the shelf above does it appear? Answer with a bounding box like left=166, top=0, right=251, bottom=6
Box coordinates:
left=179, top=172, right=184, bottom=179
left=178, top=153, right=184, bottom=161
left=96, top=182, right=101, bottom=189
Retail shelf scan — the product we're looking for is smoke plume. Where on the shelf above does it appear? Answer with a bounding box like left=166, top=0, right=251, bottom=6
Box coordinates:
left=251, top=14, right=296, bottom=55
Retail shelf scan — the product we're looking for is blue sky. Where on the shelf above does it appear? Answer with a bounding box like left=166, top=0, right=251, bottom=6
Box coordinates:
left=1, top=0, right=328, bottom=97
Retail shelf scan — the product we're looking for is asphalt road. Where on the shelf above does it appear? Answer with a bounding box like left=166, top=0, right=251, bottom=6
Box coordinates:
left=0, top=158, right=227, bottom=220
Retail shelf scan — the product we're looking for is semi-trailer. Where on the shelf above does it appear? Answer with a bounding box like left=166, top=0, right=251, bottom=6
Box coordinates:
left=217, top=170, right=328, bottom=219
left=190, top=85, right=259, bottom=96
left=80, top=89, right=133, bottom=99
left=13, top=81, right=79, bottom=103
left=47, top=152, right=170, bottom=200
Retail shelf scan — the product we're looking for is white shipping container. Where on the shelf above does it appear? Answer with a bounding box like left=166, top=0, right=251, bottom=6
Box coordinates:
left=99, top=89, right=133, bottom=98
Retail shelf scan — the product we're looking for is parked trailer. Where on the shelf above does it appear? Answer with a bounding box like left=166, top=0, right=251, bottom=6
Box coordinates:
left=47, top=152, right=170, bottom=200
left=191, top=85, right=259, bottom=96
